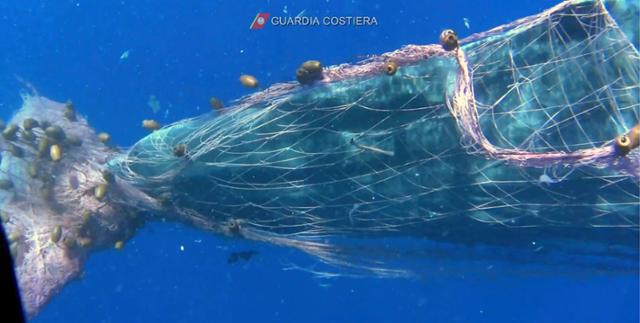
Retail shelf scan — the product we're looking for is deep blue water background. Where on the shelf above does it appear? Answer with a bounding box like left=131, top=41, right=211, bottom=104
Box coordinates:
left=0, top=0, right=638, bottom=322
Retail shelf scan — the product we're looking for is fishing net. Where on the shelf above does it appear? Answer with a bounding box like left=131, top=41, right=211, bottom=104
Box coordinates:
left=0, top=0, right=638, bottom=317
left=110, top=0, right=639, bottom=273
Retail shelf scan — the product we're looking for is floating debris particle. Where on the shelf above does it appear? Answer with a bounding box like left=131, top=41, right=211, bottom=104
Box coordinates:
left=22, top=118, right=38, bottom=131
left=227, top=220, right=241, bottom=235
left=37, top=137, right=51, bottom=158
left=64, top=101, right=77, bottom=121
left=94, top=184, right=108, bottom=200
left=350, top=138, right=395, bottom=156
left=142, top=119, right=161, bottom=132
left=50, top=144, right=62, bottom=161
left=209, top=97, right=224, bottom=112
left=301, top=60, right=322, bottom=73
left=384, top=61, right=398, bottom=75
left=440, top=29, right=459, bottom=51
left=539, top=174, right=559, bottom=185
left=98, top=132, right=111, bottom=144
left=614, top=124, right=640, bottom=156
left=239, top=74, right=259, bottom=88
left=148, top=95, right=161, bottom=114
left=173, top=144, right=187, bottom=157
left=114, top=240, right=124, bottom=250
left=2, top=124, right=18, bottom=141
left=45, top=126, right=66, bottom=142
left=81, top=210, right=92, bottom=223
left=296, top=9, right=307, bottom=18
left=296, top=60, right=323, bottom=85
left=50, top=225, right=62, bottom=243
left=120, top=49, right=130, bottom=61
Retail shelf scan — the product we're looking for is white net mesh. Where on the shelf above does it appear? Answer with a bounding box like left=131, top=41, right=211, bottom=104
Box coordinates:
left=109, top=0, right=639, bottom=275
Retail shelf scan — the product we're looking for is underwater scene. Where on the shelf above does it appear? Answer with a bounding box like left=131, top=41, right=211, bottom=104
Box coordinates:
left=0, top=0, right=638, bottom=322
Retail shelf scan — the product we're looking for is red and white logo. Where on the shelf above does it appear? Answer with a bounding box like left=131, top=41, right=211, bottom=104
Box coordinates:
left=250, top=13, right=270, bottom=30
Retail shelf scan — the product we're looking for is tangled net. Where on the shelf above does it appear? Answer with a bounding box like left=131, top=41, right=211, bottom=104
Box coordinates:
left=111, top=0, right=639, bottom=274
left=0, top=0, right=638, bottom=318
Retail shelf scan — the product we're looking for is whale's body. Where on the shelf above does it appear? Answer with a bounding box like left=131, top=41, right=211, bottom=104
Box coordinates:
left=109, top=0, right=639, bottom=265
